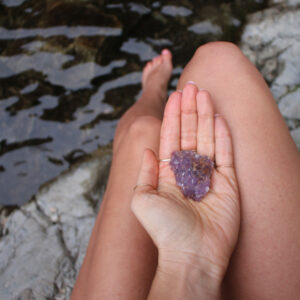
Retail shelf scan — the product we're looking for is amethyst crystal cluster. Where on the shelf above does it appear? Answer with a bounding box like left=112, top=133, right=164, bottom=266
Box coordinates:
left=170, top=150, right=214, bottom=202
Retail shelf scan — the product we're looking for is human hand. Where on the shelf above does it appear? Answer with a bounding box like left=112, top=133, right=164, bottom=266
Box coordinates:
left=131, top=84, right=240, bottom=282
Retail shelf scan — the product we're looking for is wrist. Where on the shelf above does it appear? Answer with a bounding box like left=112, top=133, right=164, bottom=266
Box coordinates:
left=151, top=249, right=225, bottom=299
left=158, top=248, right=226, bottom=281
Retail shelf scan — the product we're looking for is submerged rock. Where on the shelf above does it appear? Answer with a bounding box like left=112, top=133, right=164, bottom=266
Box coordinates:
left=170, top=150, right=214, bottom=201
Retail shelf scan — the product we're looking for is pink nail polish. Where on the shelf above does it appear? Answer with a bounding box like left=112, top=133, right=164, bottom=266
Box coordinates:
left=186, top=80, right=197, bottom=86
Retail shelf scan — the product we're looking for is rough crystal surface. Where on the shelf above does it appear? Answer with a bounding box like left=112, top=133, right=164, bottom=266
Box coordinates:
left=170, top=150, right=214, bottom=202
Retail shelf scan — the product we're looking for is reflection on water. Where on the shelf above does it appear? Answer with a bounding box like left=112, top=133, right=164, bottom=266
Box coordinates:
left=0, top=53, right=126, bottom=89
left=0, top=26, right=122, bottom=39
left=121, top=39, right=158, bottom=61
left=2, top=0, right=26, bottom=7
left=161, top=5, right=192, bottom=17
left=0, top=0, right=268, bottom=205
left=188, top=21, right=223, bottom=35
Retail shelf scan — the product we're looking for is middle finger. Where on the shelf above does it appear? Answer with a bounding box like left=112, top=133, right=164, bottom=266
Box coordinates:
left=181, top=83, right=198, bottom=150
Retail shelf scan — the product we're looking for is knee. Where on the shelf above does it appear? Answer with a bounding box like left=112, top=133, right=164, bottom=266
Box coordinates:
left=127, top=115, right=162, bottom=139
left=113, top=115, right=161, bottom=152
left=194, top=41, right=245, bottom=67
left=195, top=41, right=242, bottom=59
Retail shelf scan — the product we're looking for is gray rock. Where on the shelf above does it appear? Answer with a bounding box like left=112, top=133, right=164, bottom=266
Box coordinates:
left=269, top=0, right=300, bottom=7
left=291, top=127, right=300, bottom=150
left=240, top=7, right=300, bottom=100
left=0, top=147, right=112, bottom=300
left=240, top=2, right=300, bottom=148
left=0, top=209, right=64, bottom=299
left=278, top=88, right=300, bottom=119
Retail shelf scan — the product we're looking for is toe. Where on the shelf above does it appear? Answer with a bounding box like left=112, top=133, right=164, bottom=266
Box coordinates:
left=153, top=56, right=162, bottom=65
left=162, top=49, right=172, bottom=59
left=161, top=49, right=173, bottom=70
left=146, top=61, right=152, bottom=69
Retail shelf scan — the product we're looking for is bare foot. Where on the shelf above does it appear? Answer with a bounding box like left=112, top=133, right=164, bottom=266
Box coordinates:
left=142, top=49, right=173, bottom=98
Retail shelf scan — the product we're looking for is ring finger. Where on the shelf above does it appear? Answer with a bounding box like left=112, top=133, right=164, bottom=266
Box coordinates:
left=196, top=90, right=215, bottom=159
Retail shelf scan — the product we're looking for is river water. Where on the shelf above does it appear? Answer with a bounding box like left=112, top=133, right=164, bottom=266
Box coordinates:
left=0, top=0, right=268, bottom=205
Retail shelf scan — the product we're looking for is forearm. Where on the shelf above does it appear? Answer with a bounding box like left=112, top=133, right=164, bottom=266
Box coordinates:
left=148, top=251, right=223, bottom=300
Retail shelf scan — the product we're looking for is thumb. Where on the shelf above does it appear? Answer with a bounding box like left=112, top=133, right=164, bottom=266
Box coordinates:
left=133, top=148, right=158, bottom=194
left=131, top=148, right=158, bottom=219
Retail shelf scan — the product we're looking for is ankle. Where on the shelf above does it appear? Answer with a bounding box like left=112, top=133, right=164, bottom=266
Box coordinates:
left=142, top=84, right=167, bottom=100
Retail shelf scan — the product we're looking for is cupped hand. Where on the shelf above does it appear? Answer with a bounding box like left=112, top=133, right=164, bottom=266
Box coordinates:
left=131, top=84, right=240, bottom=278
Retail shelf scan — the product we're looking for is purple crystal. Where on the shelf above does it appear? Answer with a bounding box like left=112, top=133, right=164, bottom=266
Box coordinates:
left=170, top=150, right=214, bottom=202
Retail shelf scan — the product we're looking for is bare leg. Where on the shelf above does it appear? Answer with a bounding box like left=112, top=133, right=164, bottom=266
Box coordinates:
left=177, top=42, right=300, bottom=299
left=71, top=50, right=172, bottom=299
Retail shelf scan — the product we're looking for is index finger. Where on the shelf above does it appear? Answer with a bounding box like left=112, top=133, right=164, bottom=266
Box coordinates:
left=159, top=91, right=181, bottom=160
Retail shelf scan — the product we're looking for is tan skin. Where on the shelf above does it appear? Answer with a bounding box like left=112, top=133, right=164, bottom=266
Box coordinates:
left=72, top=44, right=300, bottom=299
left=72, top=50, right=239, bottom=299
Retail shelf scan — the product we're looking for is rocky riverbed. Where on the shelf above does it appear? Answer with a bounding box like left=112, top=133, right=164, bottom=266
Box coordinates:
left=0, top=146, right=112, bottom=299
left=1, top=0, right=300, bottom=299
left=241, top=0, right=300, bottom=147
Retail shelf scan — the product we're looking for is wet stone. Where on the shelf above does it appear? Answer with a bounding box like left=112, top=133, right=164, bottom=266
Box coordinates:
left=170, top=150, right=214, bottom=202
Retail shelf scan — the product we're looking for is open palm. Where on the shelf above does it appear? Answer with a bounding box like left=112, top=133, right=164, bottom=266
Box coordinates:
left=132, top=84, right=240, bottom=276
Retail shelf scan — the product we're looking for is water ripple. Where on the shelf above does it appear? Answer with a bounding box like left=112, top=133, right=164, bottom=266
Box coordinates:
left=0, top=26, right=122, bottom=40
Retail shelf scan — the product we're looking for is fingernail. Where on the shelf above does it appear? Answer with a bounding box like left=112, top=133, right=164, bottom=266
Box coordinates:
left=214, top=113, right=221, bottom=117
left=186, top=80, right=197, bottom=86
left=162, top=49, right=169, bottom=55
left=177, top=89, right=183, bottom=93
left=198, top=88, right=205, bottom=91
